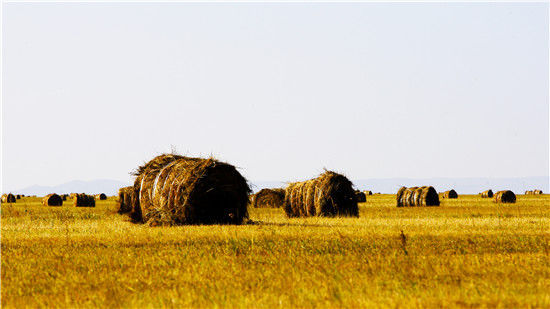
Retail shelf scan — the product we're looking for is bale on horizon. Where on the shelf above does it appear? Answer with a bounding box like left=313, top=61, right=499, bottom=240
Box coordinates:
left=363, top=190, right=373, bottom=196
left=95, top=193, right=107, bottom=200
left=355, top=190, right=366, bottom=203
left=396, top=186, right=439, bottom=207
left=1, top=193, right=16, bottom=203
left=118, top=186, right=134, bottom=214
left=130, top=154, right=251, bottom=226
left=284, top=171, right=358, bottom=218
left=74, top=194, right=96, bottom=207
left=480, top=190, right=494, bottom=198
left=252, top=188, right=285, bottom=208
left=441, top=189, right=458, bottom=199
left=42, top=194, right=63, bottom=206
left=493, top=190, right=516, bottom=203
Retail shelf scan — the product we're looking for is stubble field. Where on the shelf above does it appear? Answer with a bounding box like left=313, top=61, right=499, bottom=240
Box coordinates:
left=2, top=194, right=549, bottom=308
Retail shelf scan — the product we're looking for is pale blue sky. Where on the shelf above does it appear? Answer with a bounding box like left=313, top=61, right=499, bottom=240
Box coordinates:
left=2, top=3, right=548, bottom=191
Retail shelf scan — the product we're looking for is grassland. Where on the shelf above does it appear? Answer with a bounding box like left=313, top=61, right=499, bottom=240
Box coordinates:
left=2, top=194, right=549, bottom=308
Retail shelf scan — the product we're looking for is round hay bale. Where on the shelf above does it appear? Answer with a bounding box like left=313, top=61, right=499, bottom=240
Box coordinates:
left=95, top=193, right=107, bottom=200
left=73, top=193, right=96, bottom=207
left=480, top=190, right=493, bottom=198
left=355, top=190, right=366, bottom=203
left=525, top=190, right=533, bottom=195
left=16, top=195, right=21, bottom=199
left=252, top=188, right=285, bottom=208
left=130, top=154, right=250, bottom=226
left=118, top=186, right=134, bottom=214
left=1, top=193, right=16, bottom=203
left=534, top=189, right=543, bottom=195
left=441, top=189, right=458, bottom=199
left=493, top=190, right=516, bottom=203
left=396, top=186, right=439, bottom=207
left=42, top=193, right=63, bottom=206
left=283, top=171, right=358, bottom=218
left=363, top=190, right=373, bottom=196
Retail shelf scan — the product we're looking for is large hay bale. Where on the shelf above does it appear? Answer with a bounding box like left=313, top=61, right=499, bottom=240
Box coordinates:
left=95, top=193, right=107, bottom=200
left=355, top=190, right=366, bottom=203
left=118, top=186, right=134, bottom=214
left=130, top=154, right=251, bottom=226
left=42, top=193, right=63, bottom=206
left=1, top=193, right=16, bottom=203
left=363, top=190, right=373, bottom=196
left=283, top=171, right=358, bottom=218
left=480, top=190, right=493, bottom=198
left=396, top=186, right=439, bottom=207
left=493, top=190, right=516, bottom=203
left=252, top=188, right=285, bottom=208
left=73, top=194, right=96, bottom=207
left=441, top=189, right=458, bottom=199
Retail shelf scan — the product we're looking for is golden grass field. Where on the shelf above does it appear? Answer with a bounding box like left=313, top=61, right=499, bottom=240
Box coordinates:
left=2, top=194, right=549, bottom=308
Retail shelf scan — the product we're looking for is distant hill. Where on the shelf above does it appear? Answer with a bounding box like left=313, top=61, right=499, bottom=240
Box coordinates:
left=251, top=176, right=549, bottom=194
left=7, top=176, right=548, bottom=197
left=9, top=179, right=132, bottom=196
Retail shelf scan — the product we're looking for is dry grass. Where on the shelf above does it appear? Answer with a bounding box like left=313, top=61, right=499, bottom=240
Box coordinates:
left=2, top=194, right=550, bottom=308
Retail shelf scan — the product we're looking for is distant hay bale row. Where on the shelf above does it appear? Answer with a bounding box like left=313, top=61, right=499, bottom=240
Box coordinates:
left=118, top=186, right=134, bottom=214
left=525, top=190, right=543, bottom=195
left=441, top=189, right=458, bottom=199
left=493, top=190, right=516, bottom=203
left=252, top=188, right=285, bottom=208
left=42, top=194, right=63, bottom=206
left=284, top=171, right=358, bottom=218
left=396, top=186, right=439, bottom=207
left=1, top=193, right=16, bottom=203
left=480, top=190, right=493, bottom=198
left=355, top=190, right=366, bottom=203
left=73, top=194, right=96, bottom=207
left=130, top=154, right=250, bottom=226
left=95, top=193, right=107, bottom=200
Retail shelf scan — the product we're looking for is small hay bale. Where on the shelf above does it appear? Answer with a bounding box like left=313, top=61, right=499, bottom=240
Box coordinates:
left=16, top=195, right=21, bottom=199
left=1, top=193, right=16, bottom=203
left=118, top=186, right=134, bottom=214
left=73, top=193, right=96, bottom=207
left=95, top=193, right=107, bottom=200
left=525, top=190, right=533, bottom=195
left=480, top=190, right=493, bottom=198
left=130, top=154, right=251, bottom=226
left=363, top=190, right=373, bottom=196
left=42, top=193, right=63, bottom=206
left=493, top=190, right=516, bottom=203
left=534, top=189, right=543, bottom=194
left=252, top=188, right=285, bottom=208
left=355, top=190, right=366, bottom=203
left=396, top=186, right=439, bottom=207
left=283, top=171, right=358, bottom=218
left=441, top=189, right=458, bottom=199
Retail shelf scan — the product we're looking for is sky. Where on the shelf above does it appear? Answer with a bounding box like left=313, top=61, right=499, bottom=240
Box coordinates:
left=2, top=2, right=549, bottom=192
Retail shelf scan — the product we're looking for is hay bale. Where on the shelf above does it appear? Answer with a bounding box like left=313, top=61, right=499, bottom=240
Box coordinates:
left=355, top=190, right=366, bottom=203
left=42, top=193, right=63, bottom=206
left=363, top=190, right=373, bottom=196
left=73, top=193, right=96, bottom=207
left=129, top=154, right=250, bottom=226
left=441, top=189, right=458, bottom=199
left=252, top=188, right=285, bottom=208
left=480, top=190, right=493, bottom=198
left=1, top=193, right=16, bottom=203
left=16, top=195, right=21, bottom=199
left=118, top=186, right=134, bottom=214
left=493, top=190, right=516, bottom=203
left=283, top=171, right=358, bottom=218
left=534, top=189, right=543, bottom=194
left=396, top=186, right=439, bottom=207
left=95, top=193, right=107, bottom=200
left=525, top=190, right=533, bottom=195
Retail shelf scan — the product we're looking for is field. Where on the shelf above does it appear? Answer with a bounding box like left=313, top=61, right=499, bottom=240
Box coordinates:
left=2, top=194, right=550, bottom=308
